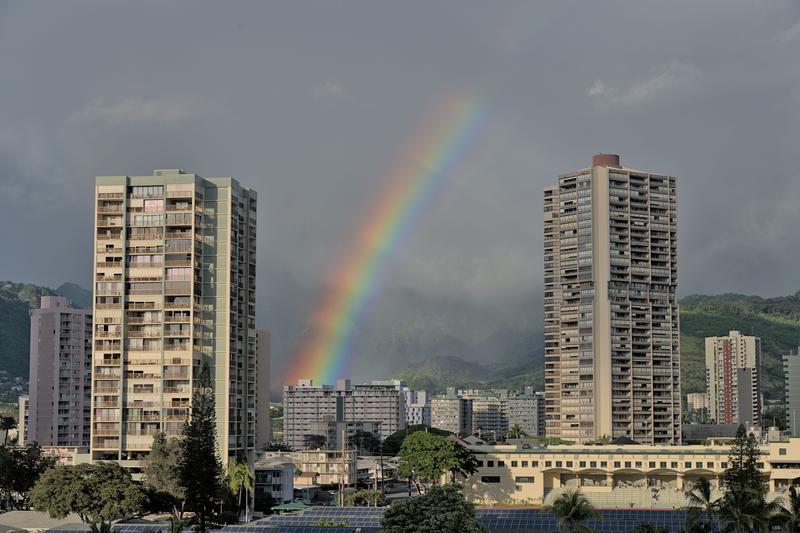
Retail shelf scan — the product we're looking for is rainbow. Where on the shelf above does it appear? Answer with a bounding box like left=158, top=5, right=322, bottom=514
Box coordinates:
left=284, top=95, right=483, bottom=386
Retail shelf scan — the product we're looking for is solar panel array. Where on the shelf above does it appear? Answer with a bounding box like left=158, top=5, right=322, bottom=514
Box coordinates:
left=226, top=507, right=705, bottom=532
left=46, top=507, right=711, bottom=533
left=476, top=508, right=698, bottom=532
left=253, top=507, right=383, bottom=529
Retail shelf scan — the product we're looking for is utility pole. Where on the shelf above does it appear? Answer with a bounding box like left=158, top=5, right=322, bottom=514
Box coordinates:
left=338, top=426, right=347, bottom=506
left=379, top=437, right=384, bottom=493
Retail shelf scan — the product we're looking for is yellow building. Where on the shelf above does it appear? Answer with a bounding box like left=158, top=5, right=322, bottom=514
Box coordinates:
left=294, top=449, right=358, bottom=486
left=459, top=438, right=800, bottom=508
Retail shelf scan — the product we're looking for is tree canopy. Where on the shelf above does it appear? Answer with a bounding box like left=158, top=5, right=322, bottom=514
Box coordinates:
left=178, top=363, right=223, bottom=532
left=30, top=462, right=146, bottom=532
left=381, top=484, right=485, bottom=532
left=383, top=425, right=451, bottom=456
left=722, top=425, right=767, bottom=497
left=0, top=442, right=57, bottom=510
left=348, top=430, right=381, bottom=454
left=397, top=431, right=478, bottom=492
left=302, top=434, right=327, bottom=450
left=143, top=432, right=186, bottom=532
left=344, top=489, right=387, bottom=507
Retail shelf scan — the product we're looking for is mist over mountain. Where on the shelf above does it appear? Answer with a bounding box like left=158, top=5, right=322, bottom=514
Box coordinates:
left=267, top=277, right=544, bottom=386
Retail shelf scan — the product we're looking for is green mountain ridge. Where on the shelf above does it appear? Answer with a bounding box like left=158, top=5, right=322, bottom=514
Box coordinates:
left=0, top=281, right=92, bottom=379
left=395, top=291, right=800, bottom=401
left=1, top=280, right=798, bottom=404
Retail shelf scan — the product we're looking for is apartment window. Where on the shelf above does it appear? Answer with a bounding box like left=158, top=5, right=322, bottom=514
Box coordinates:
left=706, top=462, right=714, bottom=469
left=511, top=461, right=518, bottom=467
left=671, top=462, right=678, bottom=469
left=522, top=461, right=529, bottom=467
left=515, top=476, right=535, bottom=483
left=721, top=462, right=727, bottom=469
left=660, top=462, right=667, bottom=468
left=579, top=461, right=586, bottom=468
left=556, top=461, right=562, bottom=468
left=487, top=461, right=494, bottom=467
left=601, top=461, right=607, bottom=468
left=625, top=462, right=631, bottom=468
left=566, top=461, right=572, bottom=468
left=498, top=461, right=505, bottom=467
left=635, top=462, right=642, bottom=468
left=476, top=461, right=483, bottom=467
left=695, top=462, right=702, bottom=468
left=780, top=449, right=787, bottom=456
left=649, top=462, right=656, bottom=468
left=532, top=461, right=539, bottom=467
left=757, top=462, right=764, bottom=469
left=481, top=476, right=501, bottom=483
left=685, top=462, right=691, bottom=468
left=614, top=462, right=621, bottom=468
left=130, top=185, right=164, bottom=198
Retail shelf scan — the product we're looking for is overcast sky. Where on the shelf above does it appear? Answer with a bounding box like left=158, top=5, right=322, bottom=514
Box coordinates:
left=1, top=1, right=799, bottom=376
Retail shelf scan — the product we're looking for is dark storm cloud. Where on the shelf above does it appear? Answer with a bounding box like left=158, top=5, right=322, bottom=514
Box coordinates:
left=1, top=0, right=799, bottom=379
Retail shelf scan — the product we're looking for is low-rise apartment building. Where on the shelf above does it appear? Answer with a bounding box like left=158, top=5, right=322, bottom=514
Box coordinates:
left=431, top=389, right=472, bottom=435
left=295, top=449, right=358, bottom=486
left=403, top=389, right=431, bottom=426
left=431, top=387, right=545, bottom=439
left=458, top=438, right=800, bottom=508
left=283, top=379, right=405, bottom=449
left=254, top=457, right=294, bottom=504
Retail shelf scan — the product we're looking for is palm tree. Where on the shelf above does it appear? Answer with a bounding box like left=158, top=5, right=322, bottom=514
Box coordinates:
left=227, top=458, right=255, bottom=523
left=507, top=424, right=527, bottom=440
left=1, top=416, right=16, bottom=446
left=717, top=486, right=779, bottom=533
left=775, top=486, right=800, bottom=533
left=682, top=477, right=720, bottom=532
left=544, top=489, right=600, bottom=533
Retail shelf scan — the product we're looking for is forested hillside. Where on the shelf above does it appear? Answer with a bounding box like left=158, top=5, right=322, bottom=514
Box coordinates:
left=396, top=292, right=800, bottom=401
left=0, top=282, right=91, bottom=379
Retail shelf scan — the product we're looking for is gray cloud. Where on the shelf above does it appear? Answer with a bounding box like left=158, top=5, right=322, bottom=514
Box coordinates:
left=588, top=61, right=702, bottom=109
left=0, top=0, right=798, bottom=383
left=69, top=97, right=205, bottom=125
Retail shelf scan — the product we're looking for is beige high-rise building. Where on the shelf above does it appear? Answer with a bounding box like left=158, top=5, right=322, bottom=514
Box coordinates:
left=91, top=169, right=258, bottom=467
left=544, top=154, right=681, bottom=445
left=28, top=296, right=92, bottom=447
left=705, top=331, right=761, bottom=426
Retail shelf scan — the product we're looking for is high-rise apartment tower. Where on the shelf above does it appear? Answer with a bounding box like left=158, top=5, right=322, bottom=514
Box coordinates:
left=706, top=330, right=761, bottom=426
left=28, top=296, right=92, bottom=447
left=91, top=169, right=258, bottom=466
left=544, top=154, right=681, bottom=444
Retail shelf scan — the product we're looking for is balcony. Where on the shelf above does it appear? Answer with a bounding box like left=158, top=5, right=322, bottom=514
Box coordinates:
left=125, top=358, right=161, bottom=365
left=127, top=302, right=158, bottom=310
left=164, top=301, right=191, bottom=309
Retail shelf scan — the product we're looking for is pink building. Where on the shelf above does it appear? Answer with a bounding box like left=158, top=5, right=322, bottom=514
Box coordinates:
left=27, top=296, right=92, bottom=446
